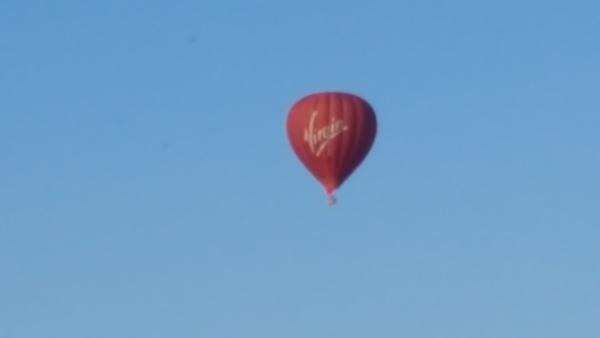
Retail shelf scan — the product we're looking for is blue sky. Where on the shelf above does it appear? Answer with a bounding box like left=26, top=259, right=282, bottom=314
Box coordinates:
left=1, top=0, right=599, bottom=337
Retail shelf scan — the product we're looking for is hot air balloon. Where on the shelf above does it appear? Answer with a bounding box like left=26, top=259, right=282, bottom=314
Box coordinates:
left=286, top=92, right=377, bottom=205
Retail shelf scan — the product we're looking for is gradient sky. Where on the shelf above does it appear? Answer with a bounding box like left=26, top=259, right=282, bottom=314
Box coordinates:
left=1, top=1, right=599, bottom=337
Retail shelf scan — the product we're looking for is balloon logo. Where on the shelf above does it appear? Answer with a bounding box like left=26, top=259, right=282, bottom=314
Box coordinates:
left=286, top=92, right=377, bottom=205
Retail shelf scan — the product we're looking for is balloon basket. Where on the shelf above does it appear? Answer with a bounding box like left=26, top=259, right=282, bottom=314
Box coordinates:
left=327, top=194, right=337, bottom=206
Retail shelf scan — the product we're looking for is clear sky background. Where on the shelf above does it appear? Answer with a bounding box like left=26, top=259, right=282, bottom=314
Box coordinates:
left=1, top=1, right=599, bottom=337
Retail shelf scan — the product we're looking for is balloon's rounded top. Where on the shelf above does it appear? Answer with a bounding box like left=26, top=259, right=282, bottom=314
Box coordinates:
left=292, top=91, right=373, bottom=108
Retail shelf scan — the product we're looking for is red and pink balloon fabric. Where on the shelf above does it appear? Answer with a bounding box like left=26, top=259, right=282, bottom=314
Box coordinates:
left=286, top=92, right=377, bottom=205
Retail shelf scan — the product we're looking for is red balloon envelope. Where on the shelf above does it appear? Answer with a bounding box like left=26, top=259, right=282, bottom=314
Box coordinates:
left=286, top=92, right=377, bottom=205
